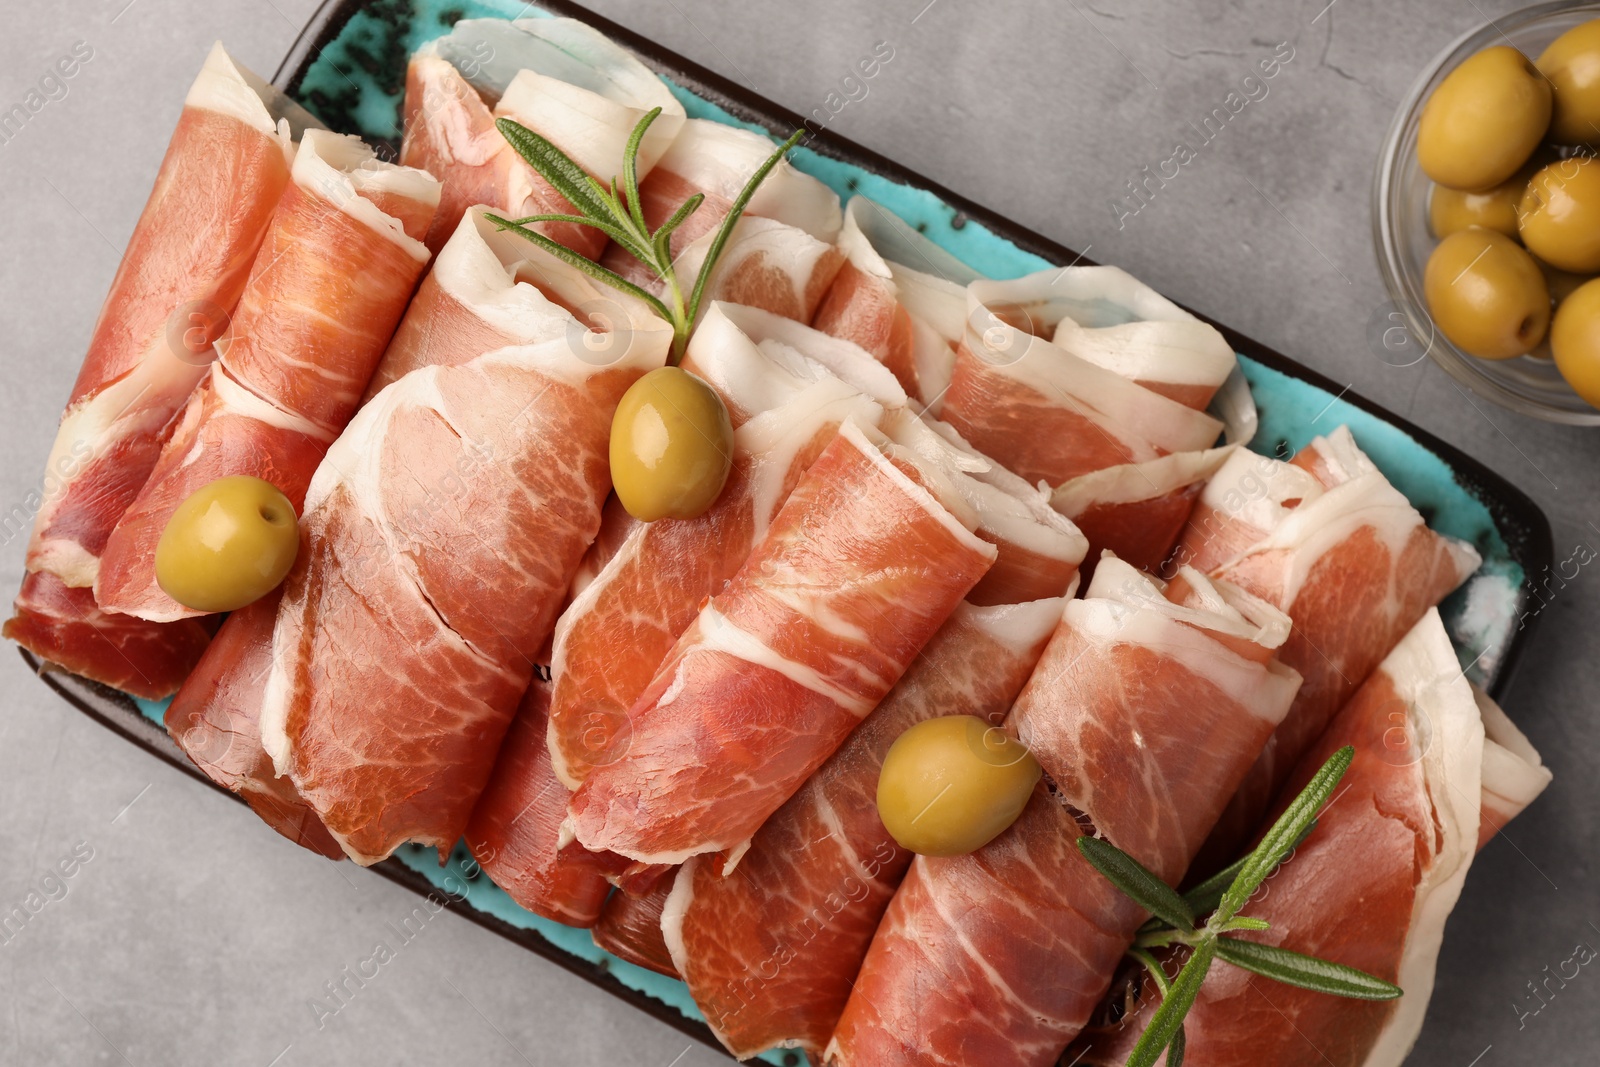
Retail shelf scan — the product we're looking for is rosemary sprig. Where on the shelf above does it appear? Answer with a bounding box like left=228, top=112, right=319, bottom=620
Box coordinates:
left=484, top=107, right=804, bottom=363
left=1077, top=746, right=1401, bottom=1067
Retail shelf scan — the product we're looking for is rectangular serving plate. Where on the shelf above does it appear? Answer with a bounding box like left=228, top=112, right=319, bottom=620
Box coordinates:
left=22, top=0, right=1555, bottom=1063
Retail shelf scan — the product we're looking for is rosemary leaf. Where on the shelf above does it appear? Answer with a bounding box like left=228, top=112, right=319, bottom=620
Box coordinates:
left=1078, top=837, right=1195, bottom=933
left=1215, top=937, right=1402, bottom=1001
left=1180, top=820, right=1316, bottom=919
left=503, top=212, right=655, bottom=262
left=620, top=106, right=661, bottom=238
left=483, top=213, right=672, bottom=323
left=1126, top=938, right=1216, bottom=1067
left=494, top=118, right=614, bottom=222
left=654, top=192, right=705, bottom=251
left=1214, top=747, right=1353, bottom=925
left=687, top=128, right=805, bottom=325
left=1167, top=1024, right=1186, bottom=1067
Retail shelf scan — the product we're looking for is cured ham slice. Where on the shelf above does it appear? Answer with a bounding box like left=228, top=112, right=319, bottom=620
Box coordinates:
left=676, top=215, right=846, bottom=325
left=665, top=595, right=1072, bottom=1060
left=826, top=557, right=1301, bottom=1067
left=547, top=303, right=897, bottom=788
left=164, top=591, right=343, bottom=859
left=465, top=678, right=611, bottom=926
left=1184, top=427, right=1483, bottom=866
left=592, top=883, right=679, bottom=977
left=400, top=17, right=684, bottom=255
left=1052, top=446, right=1235, bottom=578
left=812, top=196, right=980, bottom=410
left=1167, top=445, right=1324, bottom=574
left=259, top=312, right=671, bottom=865
left=5, top=44, right=301, bottom=697
left=1074, top=609, right=1551, bottom=1067
left=940, top=267, right=1236, bottom=487
left=365, top=205, right=650, bottom=398
left=568, top=421, right=997, bottom=869
left=599, top=117, right=842, bottom=288
left=95, top=131, right=440, bottom=623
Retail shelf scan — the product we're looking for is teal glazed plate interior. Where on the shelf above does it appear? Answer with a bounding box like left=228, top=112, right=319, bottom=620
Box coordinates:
left=21, top=0, right=1554, bottom=1063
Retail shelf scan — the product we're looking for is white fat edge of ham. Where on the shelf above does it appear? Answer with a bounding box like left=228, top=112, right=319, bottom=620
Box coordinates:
left=680, top=216, right=840, bottom=312
left=963, top=287, right=1223, bottom=458
left=429, top=208, right=588, bottom=342
left=1210, top=365, right=1259, bottom=446
left=659, top=119, right=842, bottom=242
left=737, top=381, right=884, bottom=542
left=1092, top=554, right=1292, bottom=652
left=1304, top=423, right=1380, bottom=484
left=1472, top=684, right=1552, bottom=835
left=847, top=420, right=989, bottom=544
left=256, top=363, right=538, bottom=802
left=1237, top=469, right=1482, bottom=609
left=1193, top=446, right=1325, bottom=545
left=842, top=196, right=981, bottom=290
left=1358, top=609, right=1488, bottom=1067
left=957, top=595, right=1074, bottom=660
left=714, top=301, right=908, bottom=410
left=435, top=17, right=683, bottom=173
left=1051, top=445, right=1236, bottom=516
left=659, top=857, right=699, bottom=978
left=883, top=409, right=1088, bottom=570
left=293, top=130, right=436, bottom=262
left=187, top=42, right=305, bottom=151
left=1070, top=556, right=1299, bottom=715
left=683, top=303, right=841, bottom=423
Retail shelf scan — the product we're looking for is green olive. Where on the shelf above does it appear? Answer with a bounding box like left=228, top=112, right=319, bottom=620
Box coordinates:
left=609, top=366, right=733, bottom=522
left=1424, top=229, right=1550, bottom=359
left=1428, top=176, right=1526, bottom=239
left=876, top=714, right=1042, bottom=857
left=1518, top=157, right=1600, bottom=273
left=1537, top=19, right=1600, bottom=144
left=1551, top=278, right=1600, bottom=408
left=1418, top=46, right=1552, bottom=191
left=155, top=475, right=299, bottom=612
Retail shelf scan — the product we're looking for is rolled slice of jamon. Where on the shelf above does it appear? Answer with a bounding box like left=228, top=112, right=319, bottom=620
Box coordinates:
left=675, top=214, right=846, bottom=325
left=666, top=594, right=1074, bottom=1060
left=164, top=590, right=343, bottom=859
left=592, top=883, right=679, bottom=977
left=568, top=420, right=998, bottom=869
left=400, top=17, right=684, bottom=255
left=95, top=130, right=441, bottom=623
left=599, top=117, right=842, bottom=288
left=5, top=44, right=303, bottom=697
left=366, top=205, right=650, bottom=398
left=812, top=196, right=981, bottom=411
left=1072, top=609, right=1551, bottom=1067
left=1166, top=444, right=1324, bottom=574
left=548, top=302, right=900, bottom=789
left=464, top=677, right=611, bottom=926
left=259, top=311, right=671, bottom=865
left=826, top=557, right=1302, bottom=1067
left=940, top=266, right=1236, bottom=487
left=1185, top=426, right=1483, bottom=867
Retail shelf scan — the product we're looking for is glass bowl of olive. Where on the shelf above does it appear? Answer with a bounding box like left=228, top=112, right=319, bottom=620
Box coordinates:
left=1374, top=1, right=1600, bottom=424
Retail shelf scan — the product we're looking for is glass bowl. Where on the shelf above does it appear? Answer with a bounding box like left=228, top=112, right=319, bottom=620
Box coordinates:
left=1373, top=0, right=1600, bottom=425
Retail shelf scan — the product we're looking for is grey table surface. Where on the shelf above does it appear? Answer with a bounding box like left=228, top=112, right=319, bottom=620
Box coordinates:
left=1, top=0, right=1596, bottom=1064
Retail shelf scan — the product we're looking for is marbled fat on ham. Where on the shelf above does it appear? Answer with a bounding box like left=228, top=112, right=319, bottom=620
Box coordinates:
left=826, top=558, right=1302, bottom=1067
left=5, top=44, right=298, bottom=697
left=568, top=421, right=997, bottom=869
left=260, top=321, right=669, bottom=865
left=96, top=130, right=440, bottom=623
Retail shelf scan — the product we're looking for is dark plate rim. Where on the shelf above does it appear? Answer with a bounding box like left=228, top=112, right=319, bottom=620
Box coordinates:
left=29, top=0, right=1557, bottom=1063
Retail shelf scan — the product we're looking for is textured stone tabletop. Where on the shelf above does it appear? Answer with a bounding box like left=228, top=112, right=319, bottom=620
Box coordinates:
left=1, top=1, right=1595, bottom=1064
